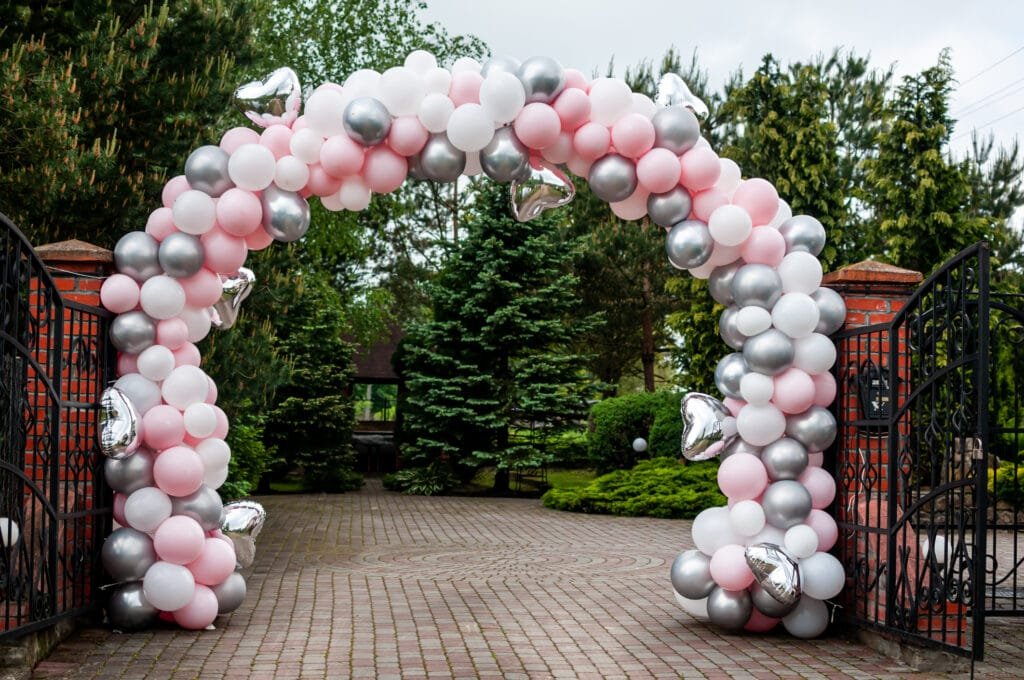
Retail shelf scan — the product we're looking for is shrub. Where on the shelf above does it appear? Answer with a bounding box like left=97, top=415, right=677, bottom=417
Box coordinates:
left=544, top=429, right=589, bottom=467
left=990, top=461, right=1024, bottom=505
left=587, top=391, right=683, bottom=472
left=383, top=463, right=457, bottom=496
left=541, top=457, right=724, bottom=519
left=220, top=412, right=273, bottom=501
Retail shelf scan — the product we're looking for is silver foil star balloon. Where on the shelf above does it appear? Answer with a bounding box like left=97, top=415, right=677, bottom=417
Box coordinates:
left=510, top=160, right=576, bottom=222
left=745, top=542, right=802, bottom=607
left=99, top=387, right=142, bottom=460
left=221, top=500, right=267, bottom=569
left=210, top=268, right=256, bottom=331
left=233, top=67, right=302, bottom=128
left=656, top=73, right=709, bottom=119
left=680, top=392, right=737, bottom=461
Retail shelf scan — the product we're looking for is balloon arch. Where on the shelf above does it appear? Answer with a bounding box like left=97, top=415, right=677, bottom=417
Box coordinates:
left=97, top=51, right=845, bottom=637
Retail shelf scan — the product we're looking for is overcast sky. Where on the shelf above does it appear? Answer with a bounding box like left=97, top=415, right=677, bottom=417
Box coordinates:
left=421, top=0, right=1024, bottom=159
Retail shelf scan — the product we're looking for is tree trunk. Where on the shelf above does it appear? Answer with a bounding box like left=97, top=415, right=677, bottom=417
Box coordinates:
left=493, top=468, right=510, bottom=494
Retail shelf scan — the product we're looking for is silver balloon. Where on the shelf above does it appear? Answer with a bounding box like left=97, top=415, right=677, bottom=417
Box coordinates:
left=651, top=105, right=701, bottom=154
left=812, top=287, right=846, bottom=335
left=184, top=145, right=234, bottom=197
left=785, top=406, right=837, bottom=452
left=587, top=154, right=637, bottom=204
left=233, top=67, right=302, bottom=128
left=720, top=437, right=763, bottom=461
left=158, top=232, right=205, bottom=279
left=708, top=262, right=742, bottom=306
left=760, top=437, right=809, bottom=481
left=343, top=97, right=392, bottom=146
left=779, top=215, right=826, bottom=256
left=680, top=392, right=736, bottom=461
left=222, top=500, right=267, bottom=569
left=516, top=56, right=566, bottom=104
left=646, top=186, right=692, bottom=228
left=670, top=550, right=715, bottom=600
left=171, top=485, right=224, bottom=532
left=655, top=73, right=709, bottom=119
left=109, top=311, right=156, bottom=354
left=480, top=127, right=531, bottom=183
left=114, top=231, right=161, bottom=283
left=419, top=133, right=466, bottom=182
left=407, top=152, right=428, bottom=180
left=102, top=527, right=157, bottom=582
left=714, top=353, right=748, bottom=400
left=212, top=571, right=247, bottom=614
left=481, top=55, right=521, bottom=78
left=762, top=480, right=813, bottom=529
left=261, top=185, right=310, bottom=242
left=745, top=543, right=802, bottom=608
left=665, top=220, right=713, bottom=270
left=731, top=264, right=783, bottom=309
left=210, top=267, right=256, bottom=330
left=706, top=586, right=752, bottom=631
left=750, top=580, right=798, bottom=617
left=742, top=329, right=795, bottom=376
left=99, top=387, right=141, bottom=459
left=107, top=581, right=158, bottom=632
left=510, top=160, right=575, bottom=222
left=105, top=448, right=154, bottom=495
left=719, top=306, right=745, bottom=351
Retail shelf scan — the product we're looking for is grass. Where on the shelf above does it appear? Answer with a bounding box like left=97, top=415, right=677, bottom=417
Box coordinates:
left=460, top=467, right=597, bottom=497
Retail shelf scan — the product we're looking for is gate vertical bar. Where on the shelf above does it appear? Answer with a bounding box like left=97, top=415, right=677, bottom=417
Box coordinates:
left=885, top=309, right=899, bottom=629
left=973, top=243, right=991, bottom=658
left=48, top=280, right=64, bottom=623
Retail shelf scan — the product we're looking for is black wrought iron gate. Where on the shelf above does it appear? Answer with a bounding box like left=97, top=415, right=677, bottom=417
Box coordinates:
left=834, top=242, right=1024, bottom=660
left=0, top=213, right=113, bottom=638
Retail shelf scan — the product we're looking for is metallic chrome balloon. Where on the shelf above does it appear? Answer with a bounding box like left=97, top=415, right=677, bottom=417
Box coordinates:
left=714, top=353, right=748, bottom=400
left=742, top=328, right=795, bottom=376
left=99, top=387, right=141, bottom=459
left=706, top=586, right=752, bottom=631
left=419, top=133, right=467, bottom=182
left=222, top=500, right=267, bottom=569
left=114, top=232, right=161, bottom=283
left=762, top=480, right=813, bottom=529
left=210, top=267, right=256, bottom=330
left=708, top=262, right=741, bottom=306
left=651, top=105, right=701, bottom=154
left=587, top=154, right=637, bottom=204
left=105, top=448, right=154, bottom=495
left=812, top=287, right=846, bottom=335
left=680, top=392, right=736, bottom=461
left=670, top=550, right=715, bottom=600
left=719, top=437, right=763, bottom=461
left=779, top=215, right=826, bottom=256
left=665, top=220, right=713, bottom=270
left=184, top=145, right=234, bottom=197
left=102, top=527, right=157, bottom=582
left=261, top=185, right=310, bottom=242
left=731, top=264, right=783, bottom=310
left=107, top=581, right=159, bottom=632
left=158, top=232, right=205, bottom=279
left=233, top=67, right=302, bottom=128
left=110, top=311, right=156, bottom=354
left=646, top=186, right=692, bottom=228
left=407, top=152, right=428, bottom=180
left=785, top=406, right=837, bottom=452
left=212, top=571, right=247, bottom=614
left=746, top=543, right=801, bottom=609
left=343, top=97, right=392, bottom=146
left=516, top=56, right=566, bottom=104
left=655, top=73, right=709, bottom=119
left=750, top=580, right=798, bottom=617
left=760, top=437, right=809, bottom=481
left=480, top=127, right=531, bottom=183
left=718, top=306, right=745, bottom=351
left=481, top=55, right=521, bottom=78
left=510, top=160, right=575, bottom=222
left=171, top=485, right=224, bottom=532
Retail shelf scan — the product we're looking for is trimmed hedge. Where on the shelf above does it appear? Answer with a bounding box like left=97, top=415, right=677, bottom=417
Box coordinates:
left=587, top=390, right=683, bottom=472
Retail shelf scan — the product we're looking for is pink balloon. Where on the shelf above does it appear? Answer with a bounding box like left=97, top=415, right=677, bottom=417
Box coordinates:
left=180, top=268, right=222, bottom=308
left=709, top=544, right=755, bottom=590
left=291, top=114, right=310, bottom=131
left=259, top=125, right=293, bottom=160
left=362, top=146, right=407, bottom=194
left=449, top=71, right=483, bottom=106
left=514, top=103, right=562, bottom=150
left=113, top=492, right=127, bottom=526
left=172, top=584, right=219, bottom=630
left=563, top=69, right=589, bottom=91
left=117, top=352, right=139, bottom=376
left=320, top=135, right=364, bottom=178
left=388, top=116, right=429, bottom=156
left=740, top=226, right=786, bottom=266
left=145, top=207, right=178, bottom=242
left=205, top=377, right=218, bottom=405
left=187, top=537, right=237, bottom=586
left=609, top=188, right=649, bottom=221
left=305, top=163, right=344, bottom=197
left=153, top=445, right=204, bottom=497
left=220, top=127, right=260, bottom=155
left=173, top=342, right=202, bottom=368
left=161, top=176, right=191, bottom=209
left=732, top=178, right=780, bottom=226
left=807, top=451, right=824, bottom=467
left=210, top=406, right=229, bottom=440
left=216, top=188, right=263, bottom=237
left=806, top=509, right=838, bottom=551
left=707, top=241, right=744, bottom=268
left=200, top=228, right=248, bottom=274
left=772, top=368, right=816, bottom=415
left=540, top=131, right=574, bottom=164
left=101, top=274, right=141, bottom=314
left=245, top=227, right=274, bottom=251
left=717, top=452, right=768, bottom=501
left=573, top=123, right=611, bottom=161
left=143, top=405, right=186, bottom=451
left=610, top=113, right=655, bottom=159
left=565, top=153, right=592, bottom=178
left=744, top=609, right=779, bottom=632
left=692, top=187, right=729, bottom=222
left=723, top=396, right=746, bottom=417
left=553, top=88, right=591, bottom=131
left=812, top=372, right=837, bottom=407
left=153, top=515, right=206, bottom=564
left=679, top=147, right=721, bottom=191
left=157, top=318, right=190, bottom=350
left=636, top=148, right=681, bottom=194
left=799, top=467, right=837, bottom=509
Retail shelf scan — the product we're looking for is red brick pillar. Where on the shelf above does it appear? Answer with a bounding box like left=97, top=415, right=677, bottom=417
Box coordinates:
left=34, top=239, right=113, bottom=306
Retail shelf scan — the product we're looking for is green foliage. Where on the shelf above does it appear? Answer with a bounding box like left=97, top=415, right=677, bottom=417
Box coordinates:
left=989, top=461, right=1024, bottom=505
left=541, top=457, right=724, bottom=519
left=382, top=463, right=455, bottom=496
left=220, top=412, right=273, bottom=500
left=543, top=429, right=589, bottom=468
left=586, top=390, right=682, bottom=472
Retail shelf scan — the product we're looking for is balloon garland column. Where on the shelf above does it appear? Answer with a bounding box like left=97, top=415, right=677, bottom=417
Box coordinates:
left=95, top=50, right=844, bottom=637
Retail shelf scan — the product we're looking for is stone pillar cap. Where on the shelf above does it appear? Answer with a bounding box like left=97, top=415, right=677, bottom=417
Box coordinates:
left=822, top=259, right=922, bottom=286
left=34, top=239, right=113, bottom=264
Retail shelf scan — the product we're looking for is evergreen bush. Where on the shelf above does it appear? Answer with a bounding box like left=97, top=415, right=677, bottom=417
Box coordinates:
left=587, top=390, right=682, bottom=472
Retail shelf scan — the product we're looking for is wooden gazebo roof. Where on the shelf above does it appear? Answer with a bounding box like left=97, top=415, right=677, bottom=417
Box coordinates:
left=352, top=323, right=403, bottom=384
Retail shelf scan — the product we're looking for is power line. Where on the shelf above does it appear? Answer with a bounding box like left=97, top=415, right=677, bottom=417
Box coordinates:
left=960, top=45, right=1024, bottom=87
left=957, top=83, right=1024, bottom=119
left=954, top=75, right=1024, bottom=116
left=952, top=102, right=1024, bottom=141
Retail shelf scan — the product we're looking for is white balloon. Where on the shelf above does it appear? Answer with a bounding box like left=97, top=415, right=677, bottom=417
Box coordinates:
left=793, top=333, right=837, bottom=375
left=771, top=293, right=821, bottom=339
left=124, top=486, right=172, bottom=533
left=446, top=104, right=494, bottom=152
left=341, top=69, right=382, bottom=104
left=784, top=524, right=820, bottom=559
left=304, top=88, right=347, bottom=137
left=674, top=592, right=709, bottom=620
left=692, top=506, right=740, bottom=556
left=143, top=561, right=196, bottom=612
left=736, top=305, right=772, bottom=336
left=178, top=306, right=212, bottom=343
left=717, top=158, right=742, bottom=198
left=289, top=128, right=325, bottom=164
left=921, top=535, right=950, bottom=565
left=740, top=372, right=775, bottom=406
left=782, top=596, right=829, bottom=638
left=479, top=72, right=526, bottom=125
left=799, top=552, right=845, bottom=600
left=140, top=276, right=186, bottom=320
left=768, top=198, right=792, bottom=229
left=0, top=517, right=20, bottom=547
left=114, top=373, right=162, bottom=415
left=404, top=49, right=437, bottom=75
left=541, top=133, right=573, bottom=164
left=172, top=190, right=216, bottom=235
left=379, top=66, right=426, bottom=117
left=746, top=524, right=786, bottom=548
left=423, top=67, right=453, bottom=95
left=450, top=57, right=482, bottom=74
left=339, top=177, right=371, bottom=211
left=630, top=92, right=657, bottom=119
left=708, top=204, right=753, bottom=247
left=778, top=251, right=823, bottom=294
left=137, top=345, right=176, bottom=382
left=418, top=93, right=455, bottom=133
left=707, top=241, right=744, bottom=268
left=183, top=403, right=218, bottom=438
left=729, top=500, right=766, bottom=537
left=275, top=155, right=310, bottom=192
left=196, top=438, right=231, bottom=470
left=161, top=365, right=210, bottom=410
left=227, top=143, right=277, bottom=191
left=736, top=404, right=787, bottom=447
left=204, top=464, right=229, bottom=489
left=588, top=77, right=633, bottom=126
left=320, top=191, right=345, bottom=212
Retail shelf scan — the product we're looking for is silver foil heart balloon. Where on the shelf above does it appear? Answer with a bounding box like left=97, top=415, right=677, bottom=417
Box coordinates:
left=210, top=268, right=256, bottom=330
left=510, top=160, right=576, bottom=222
left=99, top=387, right=141, bottom=460
left=680, top=392, right=736, bottom=461
left=221, top=500, right=267, bottom=569
left=233, top=67, right=302, bottom=128
left=656, top=73, right=709, bottom=119
left=745, top=542, right=801, bottom=608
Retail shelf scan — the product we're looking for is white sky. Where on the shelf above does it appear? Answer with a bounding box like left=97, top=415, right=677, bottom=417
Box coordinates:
left=422, top=0, right=1024, bottom=159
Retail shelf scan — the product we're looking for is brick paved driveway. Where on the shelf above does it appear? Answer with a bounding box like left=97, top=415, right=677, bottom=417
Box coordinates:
left=33, top=481, right=1024, bottom=679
